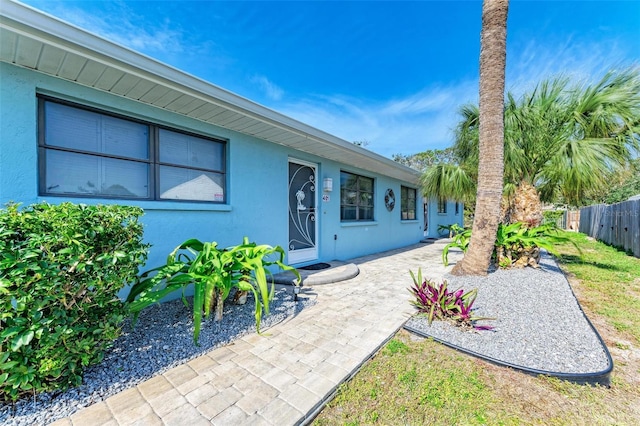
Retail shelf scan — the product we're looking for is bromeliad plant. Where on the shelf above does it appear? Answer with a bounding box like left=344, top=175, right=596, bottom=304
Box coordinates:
left=437, top=223, right=465, bottom=238
left=442, top=222, right=580, bottom=268
left=409, top=269, right=493, bottom=330
left=126, top=237, right=300, bottom=344
left=493, top=222, right=579, bottom=268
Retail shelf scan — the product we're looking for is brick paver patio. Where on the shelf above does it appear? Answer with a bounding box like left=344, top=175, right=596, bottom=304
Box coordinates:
left=49, top=241, right=460, bottom=426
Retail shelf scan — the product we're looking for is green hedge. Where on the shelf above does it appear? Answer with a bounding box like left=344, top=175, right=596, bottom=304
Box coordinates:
left=0, top=202, right=149, bottom=402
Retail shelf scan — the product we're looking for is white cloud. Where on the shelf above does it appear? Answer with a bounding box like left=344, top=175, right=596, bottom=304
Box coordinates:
left=250, top=75, right=284, bottom=101
left=35, top=2, right=188, bottom=55
left=380, top=88, right=460, bottom=116
left=272, top=80, right=477, bottom=158
left=270, top=35, right=637, bottom=160
left=506, top=35, right=635, bottom=95
left=23, top=0, right=233, bottom=84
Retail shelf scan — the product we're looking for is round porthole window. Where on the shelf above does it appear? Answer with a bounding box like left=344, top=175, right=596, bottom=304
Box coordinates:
left=384, top=188, right=395, bottom=211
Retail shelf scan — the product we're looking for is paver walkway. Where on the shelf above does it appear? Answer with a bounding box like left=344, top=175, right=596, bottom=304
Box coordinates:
left=50, top=241, right=460, bottom=426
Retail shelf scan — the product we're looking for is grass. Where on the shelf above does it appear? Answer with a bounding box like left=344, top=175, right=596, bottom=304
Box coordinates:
left=315, top=336, right=510, bottom=425
left=556, top=233, right=640, bottom=344
left=313, top=232, right=640, bottom=425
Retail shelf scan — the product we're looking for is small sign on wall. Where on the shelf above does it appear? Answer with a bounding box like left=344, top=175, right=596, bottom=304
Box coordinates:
left=322, top=194, right=330, bottom=202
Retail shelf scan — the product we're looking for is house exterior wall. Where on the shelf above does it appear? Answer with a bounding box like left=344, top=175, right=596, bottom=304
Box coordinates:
left=423, top=197, right=464, bottom=238
left=0, top=62, right=425, bottom=275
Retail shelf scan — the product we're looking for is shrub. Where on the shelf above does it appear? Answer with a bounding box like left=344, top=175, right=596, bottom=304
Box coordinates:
left=441, top=222, right=579, bottom=269
left=542, top=210, right=564, bottom=227
left=437, top=223, right=463, bottom=238
left=441, top=226, right=472, bottom=266
left=437, top=223, right=466, bottom=238
left=493, top=222, right=577, bottom=268
left=408, top=269, right=493, bottom=330
left=126, top=237, right=300, bottom=344
left=0, top=202, right=149, bottom=402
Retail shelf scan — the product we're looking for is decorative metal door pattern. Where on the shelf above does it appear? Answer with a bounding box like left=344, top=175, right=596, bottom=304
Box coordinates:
left=288, top=160, right=317, bottom=263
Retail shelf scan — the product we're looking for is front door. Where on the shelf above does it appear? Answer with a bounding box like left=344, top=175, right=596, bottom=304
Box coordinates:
left=288, top=159, right=318, bottom=264
left=424, top=200, right=429, bottom=236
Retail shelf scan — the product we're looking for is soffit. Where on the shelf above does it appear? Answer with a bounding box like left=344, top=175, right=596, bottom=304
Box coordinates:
left=0, top=1, right=421, bottom=184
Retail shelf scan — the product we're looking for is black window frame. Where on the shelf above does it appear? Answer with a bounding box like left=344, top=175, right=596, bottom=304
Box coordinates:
left=400, top=186, right=417, bottom=220
left=340, top=171, right=374, bottom=222
left=38, top=96, right=227, bottom=203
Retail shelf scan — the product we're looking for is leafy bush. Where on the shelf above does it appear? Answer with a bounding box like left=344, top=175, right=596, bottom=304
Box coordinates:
left=408, top=269, right=493, bottom=330
left=127, top=237, right=300, bottom=344
left=442, top=227, right=472, bottom=266
left=493, top=222, right=577, bottom=268
left=442, top=222, right=579, bottom=268
left=437, top=223, right=465, bottom=238
left=542, top=210, right=564, bottom=227
left=0, top=202, right=148, bottom=402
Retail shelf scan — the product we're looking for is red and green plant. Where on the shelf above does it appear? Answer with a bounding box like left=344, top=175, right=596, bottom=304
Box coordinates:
left=408, top=269, right=493, bottom=330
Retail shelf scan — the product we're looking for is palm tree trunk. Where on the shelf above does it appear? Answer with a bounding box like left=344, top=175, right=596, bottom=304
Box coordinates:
left=502, top=181, right=543, bottom=227
left=452, top=0, right=509, bottom=276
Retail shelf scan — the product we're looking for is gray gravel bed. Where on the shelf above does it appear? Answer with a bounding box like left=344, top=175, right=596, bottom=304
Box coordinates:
left=405, top=253, right=611, bottom=375
left=1, top=287, right=315, bottom=426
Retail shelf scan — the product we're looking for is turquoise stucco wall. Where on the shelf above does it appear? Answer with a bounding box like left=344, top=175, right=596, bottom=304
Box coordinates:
left=0, top=62, right=426, bottom=280
left=423, top=198, right=465, bottom=238
left=314, top=159, right=425, bottom=261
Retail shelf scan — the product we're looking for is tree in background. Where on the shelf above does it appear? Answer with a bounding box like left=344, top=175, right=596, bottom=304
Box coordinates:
left=393, top=148, right=475, bottom=209
left=585, top=158, right=640, bottom=205
left=392, top=148, right=457, bottom=172
left=422, top=67, right=640, bottom=225
left=450, top=0, right=509, bottom=276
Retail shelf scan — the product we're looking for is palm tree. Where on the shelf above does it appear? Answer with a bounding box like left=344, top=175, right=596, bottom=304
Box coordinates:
left=537, top=70, right=640, bottom=206
left=450, top=0, right=509, bottom=276
left=420, top=163, right=475, bottom=203
left=437, top=67, right=640, bottom=225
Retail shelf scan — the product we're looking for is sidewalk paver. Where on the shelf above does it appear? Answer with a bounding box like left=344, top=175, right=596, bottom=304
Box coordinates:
left=55, top=241, right=459, bottom=425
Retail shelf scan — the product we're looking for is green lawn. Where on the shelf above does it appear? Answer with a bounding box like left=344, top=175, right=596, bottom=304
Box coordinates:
left=313, top=232, right=640, bottom=425
left=556, top=233, right=640, bottom=344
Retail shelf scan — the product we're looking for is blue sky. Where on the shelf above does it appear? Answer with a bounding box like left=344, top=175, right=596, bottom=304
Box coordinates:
left=18, top=0, right=640, bottom=158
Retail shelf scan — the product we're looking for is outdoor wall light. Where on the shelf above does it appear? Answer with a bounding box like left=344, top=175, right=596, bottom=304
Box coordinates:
left=323, top=177, right=333, bottom=192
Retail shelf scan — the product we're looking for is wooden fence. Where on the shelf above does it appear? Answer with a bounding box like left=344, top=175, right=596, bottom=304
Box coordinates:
left=579, top=200, right=640, bottom=258
left=560, top=210, right=581, bottom=231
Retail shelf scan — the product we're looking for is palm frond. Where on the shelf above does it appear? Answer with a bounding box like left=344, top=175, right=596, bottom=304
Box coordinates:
left=420, top=163, right=475, bottom=203
left=451, top=66, right=640, bottom=207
